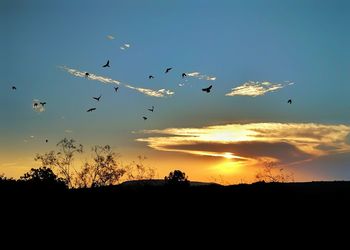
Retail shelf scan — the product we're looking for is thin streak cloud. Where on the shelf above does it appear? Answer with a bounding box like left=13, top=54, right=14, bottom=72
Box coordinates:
left=124, top=85, right=175, bottom=97
left=186, top=72, right=216, bottom=81
left=225, top=81, right=294, bottom=97
left=61, top=66, right=174, bottom=98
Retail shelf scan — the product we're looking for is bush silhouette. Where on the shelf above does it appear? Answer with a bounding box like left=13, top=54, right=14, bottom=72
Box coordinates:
left=165, top=170, right=190, bottom=187
left=20, top=167, right=67, bottom=189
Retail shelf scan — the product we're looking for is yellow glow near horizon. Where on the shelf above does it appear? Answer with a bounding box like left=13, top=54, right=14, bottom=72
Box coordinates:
left=210, top=159, right=246, bottom=176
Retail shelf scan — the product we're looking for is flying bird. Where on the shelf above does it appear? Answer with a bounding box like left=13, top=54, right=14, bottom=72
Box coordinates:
left=114, top=87, right=119, bottom=93
left=93, top=95, right=101, bottom=101
left=165, top=68, right=172, bottom=73
left=45, top=139, right=48, bottom=143
left=182, top=73, right=187, bottom=78
left=12, top=86, right=16, bottom=90
left=148, top=106, right=154, bottom=112
left=102, top=60, right=110, bottom=67
left=142, top=116, right=148, bottom=120
left=149, top=75, right=155, bottom=79
left=40, top=102, right=46, bottom=106
left=287, top=99, right=292, bottom=104
left=33, top=103, right=38, bottom=107
left=202, top=85, right=212, bottom=93
left=85, top=72, right=90, bottom=77
left=87, top=108, right=96, bottom=112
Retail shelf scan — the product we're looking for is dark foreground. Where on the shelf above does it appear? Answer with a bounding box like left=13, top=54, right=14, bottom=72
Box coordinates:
left=2, top=180, right=350, bottom=204
left=2, top=181, right=350, bottom=233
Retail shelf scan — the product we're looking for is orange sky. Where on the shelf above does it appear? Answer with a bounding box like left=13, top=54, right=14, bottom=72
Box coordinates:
left=2, top=122, right=347, bottom=184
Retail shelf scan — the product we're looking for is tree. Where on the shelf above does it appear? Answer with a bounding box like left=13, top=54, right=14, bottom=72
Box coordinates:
left=35, top=138, right=83, bottom=188
left=20, top=167, right=67, bottom=189
left=35, top=138, right=158, bottom=189
left=255, top=161, right=294, bottom=183
left=123, top=156, right=156, bottom=181
left=165, top=170, right=190, bottom=186
left=75, top=145, right=126, bottom=188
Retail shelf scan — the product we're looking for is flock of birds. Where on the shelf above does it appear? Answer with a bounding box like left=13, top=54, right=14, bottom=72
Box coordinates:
left=9, top=58, right=293, bottom=143
left=81, top=59, right=215, bottom=119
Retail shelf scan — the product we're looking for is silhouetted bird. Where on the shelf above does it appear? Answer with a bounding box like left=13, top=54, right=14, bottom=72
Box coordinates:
left=202, top=85, right=212, bottom=93
left=114, top=87, right=119, bottom=93
left=149, top=75, right=154, bottom=79
left=287, top=99, right=292, bottom=104
left=85, top=72, right=90, bottom=77
left=93, top=95, right=101, bottom=101
left=142, top=116, right=147, bottom=120
left=182, top=73, right=187, bottom=78
left=102, top=60, right=110, bottom=67
left=148, top=106, right=154, bottom=112
left=87, top=108, right=96, bottom=112
left=165, top=68, right=172, bottom=73
left=33, top=103, right=38, bottom=107
left=45, top=139, right=48, bottom=143
left=40, top=102, right=46, bottom=106
left=12, top=86, right=16, bottom=90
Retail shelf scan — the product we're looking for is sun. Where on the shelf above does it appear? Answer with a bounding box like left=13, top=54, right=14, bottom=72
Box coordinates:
left=222, top=152, right=235, bottom=159
left=211, top=159, right=244, bottom=175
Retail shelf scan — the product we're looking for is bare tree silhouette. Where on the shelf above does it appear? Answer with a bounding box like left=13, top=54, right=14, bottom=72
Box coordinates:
left=123, top=156, right=156, bottom=181
left=35, top=138, right=83, bottom=188
left=255, top=161, right=294, bottom=183
left=35, top=138, right=158, bottom=189
left=75, top=145, right=126, bottom=188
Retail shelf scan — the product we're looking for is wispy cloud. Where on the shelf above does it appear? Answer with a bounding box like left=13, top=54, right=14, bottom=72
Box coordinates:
left=106, top=35, right=115, bottom=40
left=1, top=162, right=18, bottom=167
left=186, top=72, right=216, bottom=81
left=124, top=85, right=174, bottom=97
left=226, top=81, right=294, bottom=97
left=61, top=66, right=174, bottom=98
left=61, top=66, right=121, bottom=85
left=137, top=123, right=350, bottom=165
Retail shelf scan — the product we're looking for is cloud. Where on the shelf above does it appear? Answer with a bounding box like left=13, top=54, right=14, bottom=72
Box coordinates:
left=32, top=99, right=45, bottom=113
left=120, top=43, right=131, bottom=50
left=61, top=66, right=121, bottom=85
left=137, top=123, right=350, bottom=165
left=225, top=81, right=294, bottom=97
left=65, top=129, right=73, bottom=133
left=186, top=72, right=216, bottom=81
left=124, top=85, right=174, bottom=97
left=61, top=66, right=174, bottom=98
left=1, top=162, right=18, bottom=167
left=106, top=35, right=115, bottom=40
left=162, top=141, right=311, bottom=163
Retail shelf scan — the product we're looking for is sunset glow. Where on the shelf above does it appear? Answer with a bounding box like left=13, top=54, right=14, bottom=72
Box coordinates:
left=1, top=0, right=350, bottom=184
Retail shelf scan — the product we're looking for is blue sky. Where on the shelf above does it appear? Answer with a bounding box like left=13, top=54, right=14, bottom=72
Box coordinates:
left=1, top=0, right=350, bottom=182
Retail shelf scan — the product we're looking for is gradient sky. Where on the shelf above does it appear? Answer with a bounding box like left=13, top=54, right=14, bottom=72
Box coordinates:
left=1, top=0, right=350, bottom=183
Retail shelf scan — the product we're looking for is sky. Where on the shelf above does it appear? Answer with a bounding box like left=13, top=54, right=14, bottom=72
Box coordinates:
left=1, top=0, right=350, bottom=183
